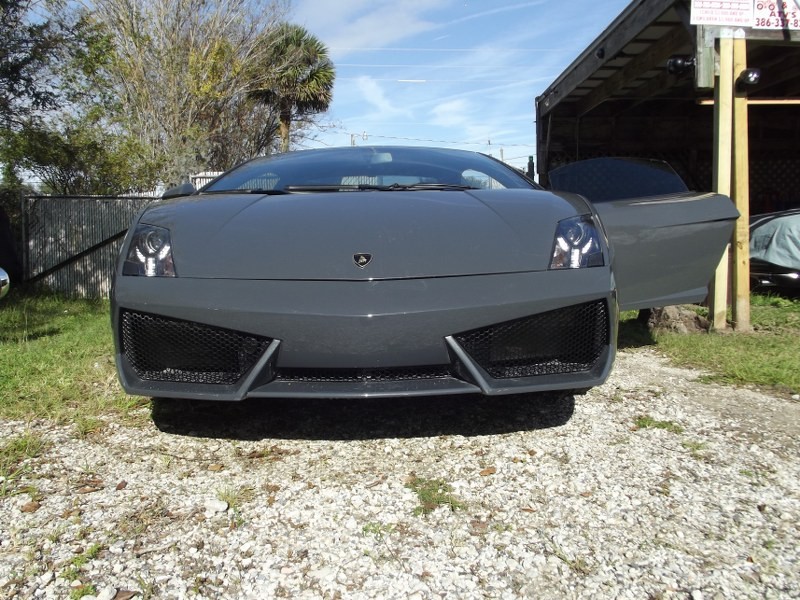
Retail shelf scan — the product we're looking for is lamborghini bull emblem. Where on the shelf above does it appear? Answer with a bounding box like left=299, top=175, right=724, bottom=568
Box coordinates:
left=353, top=253, right=372, bottom=268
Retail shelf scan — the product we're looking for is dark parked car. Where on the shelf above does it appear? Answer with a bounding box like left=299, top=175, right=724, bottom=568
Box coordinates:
left=0, top=205, right=21, bottom=299
left=750, top=209, right=800, bottom=290
left=0, top=268, right=9, bottom=300
left=112, top=147, right=737, bottom=401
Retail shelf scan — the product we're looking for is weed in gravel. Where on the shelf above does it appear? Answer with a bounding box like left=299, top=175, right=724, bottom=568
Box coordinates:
left=73, top=416, right=105, bottom=439
left=61, top=565, right=81, bottom=581
left=739, top=467, right=771, bottom=487
left=0, top=431, right=47, bottom=476
left=0, top=432, right=47, bottom=497
left=46, top=524, right=68, bottom=543
left=405, top=475, right=465, bottom=515
left=18, top=484, right=43, bottom=502
left=362, top=522, right=395, bottom=539
left=682, top=440, right=709, bottom=460
left=134, top=575, right=158, bottom=599
left=69, top=583, right=97, bottom=600
left=547, top=537, right=593, bottom=576
left=655, top=478, right=672, bottom=497
left=118, top=498, right=173, bottom=536
left=633, top=415, right=684, bottom=434
left=217, top=484, right=255, bottom=512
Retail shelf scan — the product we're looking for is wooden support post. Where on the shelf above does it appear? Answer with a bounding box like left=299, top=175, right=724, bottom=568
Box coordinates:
left=731, top=37, right=752, bottom=331
left=709, top=35, right=734, bottom=331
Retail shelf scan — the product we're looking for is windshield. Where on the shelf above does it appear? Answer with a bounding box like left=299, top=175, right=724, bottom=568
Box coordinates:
left=202, top=146, right=539, bottom=193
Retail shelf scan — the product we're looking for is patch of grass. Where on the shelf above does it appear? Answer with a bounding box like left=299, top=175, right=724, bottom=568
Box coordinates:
left=61, top=565, right=81, bottom=582
left=62, top=544, right=103, bottom=592
left=216, top=485, right=255, bottom=512
left=0, top=431, right=47, bottom=484
left=405, top=475, right=465, bottom=515
left=682, top=440, right=708, bottom=459
left=74, top=416, right=106, bottom=439
left=619, top=295, right=800, bottom=394
left=633, top=415, right=684, bottom=434
left=0, top=292, right=148, bottom=423
left=681, top=441, right=707, bottom=460
left=69, top=584, right=97, bottom=600
left=84, top=542, right=102, bottom=560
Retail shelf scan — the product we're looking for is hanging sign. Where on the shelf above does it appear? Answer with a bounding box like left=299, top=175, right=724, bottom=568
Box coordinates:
left=690, top=0, right=754, bottom=26
left=753, top=1, right=800, bottom=29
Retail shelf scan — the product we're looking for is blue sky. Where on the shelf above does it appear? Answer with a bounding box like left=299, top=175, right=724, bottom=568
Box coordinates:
left=290, top=0, right=632, bottom=170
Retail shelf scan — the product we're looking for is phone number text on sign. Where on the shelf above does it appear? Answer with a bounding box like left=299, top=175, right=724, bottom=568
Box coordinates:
left=754, top=1, right=800, bottom=29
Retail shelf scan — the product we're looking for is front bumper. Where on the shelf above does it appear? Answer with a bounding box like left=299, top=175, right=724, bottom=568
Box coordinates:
left=112, top=269, right=617, bottom=400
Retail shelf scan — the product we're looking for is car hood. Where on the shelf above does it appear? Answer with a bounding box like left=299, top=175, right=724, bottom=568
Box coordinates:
left=139, top=189, right=590, bottom=280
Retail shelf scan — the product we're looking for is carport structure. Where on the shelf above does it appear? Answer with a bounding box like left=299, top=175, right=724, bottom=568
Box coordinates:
left=535, top=0, right=800, bottom=330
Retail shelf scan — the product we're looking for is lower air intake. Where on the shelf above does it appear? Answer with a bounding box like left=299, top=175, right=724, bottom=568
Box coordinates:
left=276, top=365, right=452, bottom=383
left=120, top=310, right=271, bottom=384
left=454, top=300, right=609, bottom=378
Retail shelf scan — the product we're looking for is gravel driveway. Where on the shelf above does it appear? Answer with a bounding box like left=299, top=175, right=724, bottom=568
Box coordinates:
left=1, top=348, right=798, bottom=599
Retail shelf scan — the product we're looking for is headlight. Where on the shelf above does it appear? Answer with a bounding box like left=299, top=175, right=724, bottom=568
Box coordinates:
left=549, top=215, right=604, bottom=269
left=123, top=224, right=177, bottom=277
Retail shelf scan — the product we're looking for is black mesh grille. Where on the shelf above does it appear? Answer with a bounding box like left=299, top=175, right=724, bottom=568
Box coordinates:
left=454, top=300, right=609, bottom=379
left=276, top=365, right=452, bottom=383
left=120, top=310, right=272, bottom=384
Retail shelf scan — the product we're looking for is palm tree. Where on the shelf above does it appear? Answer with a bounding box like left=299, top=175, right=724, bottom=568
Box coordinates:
left=251, top=24, right=335, bottom=152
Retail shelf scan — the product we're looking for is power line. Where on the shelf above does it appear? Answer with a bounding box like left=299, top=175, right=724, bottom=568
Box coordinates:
left=336, top=77, right=543, bottom=83
left=342, top=131, right=535, bottom=148
left=337, top=63, right=534, bottom=69
left=330, top=47, right=565, bottom=52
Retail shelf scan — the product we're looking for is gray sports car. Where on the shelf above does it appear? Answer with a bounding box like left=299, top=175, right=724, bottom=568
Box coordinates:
left=111, top=146, right=737, bottom=401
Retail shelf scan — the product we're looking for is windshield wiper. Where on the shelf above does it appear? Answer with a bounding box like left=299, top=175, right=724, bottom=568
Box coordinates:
left=244, top=189, right=290, bottom=195
left=390, top=183, right=478, bottom=191
left=282, top=183, right=478, bottom=192
left=201, top=189, right=289, bottom=195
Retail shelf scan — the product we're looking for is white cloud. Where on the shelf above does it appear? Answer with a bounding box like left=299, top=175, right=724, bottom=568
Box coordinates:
left=355, top=76, right=413, bottom=119
left=429, top=99, right=471, bottom=128
left=291, top=0, right=452, bottom=59
left=441, top=1, right=547, bottom=27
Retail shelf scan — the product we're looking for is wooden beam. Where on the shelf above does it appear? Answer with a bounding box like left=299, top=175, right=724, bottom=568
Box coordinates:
left=576, top=27, right=691, bottom=116
left=617, top=71, right=682, bottom=113
left=731, top=37, right=752, bottom=331
left=537, top=0, right=676, bottom=117
left=698, top=98, right=800, bottom=105
left=575, top=25, right=691, bottom=117
left=709, top=35, right=734, bottom=331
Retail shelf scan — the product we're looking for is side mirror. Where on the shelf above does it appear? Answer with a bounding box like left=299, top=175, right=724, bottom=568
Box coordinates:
left=161, top=182, right=197, bottom=200
left=0, top=268, right=9, bottom=300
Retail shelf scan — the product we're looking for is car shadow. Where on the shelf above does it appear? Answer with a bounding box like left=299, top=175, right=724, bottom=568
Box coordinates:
left=150, top=392, right=576, bottom=441
left=617, top=314, right=656, bottom=349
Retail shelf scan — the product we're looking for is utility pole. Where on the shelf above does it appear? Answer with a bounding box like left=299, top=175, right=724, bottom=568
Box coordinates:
left=350, top=132, right=368, bottom=146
